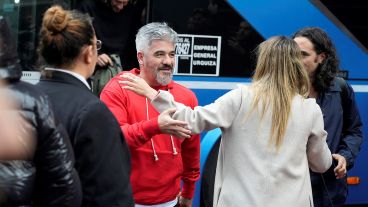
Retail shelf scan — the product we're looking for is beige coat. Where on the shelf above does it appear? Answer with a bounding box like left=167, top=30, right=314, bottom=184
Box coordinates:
left=152, top=85, right=332, bottom=207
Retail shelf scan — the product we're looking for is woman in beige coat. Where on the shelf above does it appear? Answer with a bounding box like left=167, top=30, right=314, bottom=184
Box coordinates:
left=121, top=36, right=333, bottom=207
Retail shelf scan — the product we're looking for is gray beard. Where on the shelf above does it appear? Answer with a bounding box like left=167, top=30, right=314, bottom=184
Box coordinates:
left=156, top=72, right=173, bottom=86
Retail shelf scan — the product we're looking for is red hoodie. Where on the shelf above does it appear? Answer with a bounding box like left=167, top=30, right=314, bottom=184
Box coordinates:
left=100, top=69, right=200, bottom=205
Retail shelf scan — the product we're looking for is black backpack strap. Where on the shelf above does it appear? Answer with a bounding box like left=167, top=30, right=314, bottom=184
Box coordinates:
left=334, top=77, right=349, bottom=132
left=334, top=77, right=348, bottom=110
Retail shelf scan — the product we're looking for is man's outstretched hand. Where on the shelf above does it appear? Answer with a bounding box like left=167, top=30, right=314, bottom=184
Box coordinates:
left=158, top=108, right=191, bottom=138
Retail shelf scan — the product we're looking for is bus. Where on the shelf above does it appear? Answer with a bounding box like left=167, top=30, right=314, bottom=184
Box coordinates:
left=1, top=0, right=367, bottom=206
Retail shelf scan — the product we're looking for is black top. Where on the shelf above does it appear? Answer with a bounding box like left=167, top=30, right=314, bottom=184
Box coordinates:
left=77, top=0, right=141, bottom=69
left=36, top=71, right=134, bottom=207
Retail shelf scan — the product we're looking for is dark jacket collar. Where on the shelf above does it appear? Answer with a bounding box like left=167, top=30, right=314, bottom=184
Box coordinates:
left=328, top=77, right=343, bottom=92
left=40, top=70, right=90, bottom=90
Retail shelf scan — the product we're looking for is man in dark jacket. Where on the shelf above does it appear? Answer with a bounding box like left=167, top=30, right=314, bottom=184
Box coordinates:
left=77, top=0, right=141, bottom=69
left=293, top=27, right=363, bottom=207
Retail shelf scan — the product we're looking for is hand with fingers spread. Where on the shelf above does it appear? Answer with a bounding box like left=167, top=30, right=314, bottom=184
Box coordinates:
left=97, top=53, right=113, bottom=67
left=158, top=108, right=191, bottom=139
left=332, top=154, right=347, bottom=179
left=119, top=73, right=158, bottom=100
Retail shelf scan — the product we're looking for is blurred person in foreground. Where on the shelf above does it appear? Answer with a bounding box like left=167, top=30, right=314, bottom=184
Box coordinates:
left=293, top=27, right=363, bottom=207
left=121, top=36, right=333, bottom=207
left=35, top=6, right=134, bottom=207
left=0, top=15, right=81, bottom=206
left=100, top=22, right=200, bottom=207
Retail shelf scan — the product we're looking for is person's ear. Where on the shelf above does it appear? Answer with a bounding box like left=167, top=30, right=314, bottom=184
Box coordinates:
left=317, top=52, right=326, bottom=64
left=84, top=45, right=94, bottom=64
left=137, top=51, right=144, bottom=65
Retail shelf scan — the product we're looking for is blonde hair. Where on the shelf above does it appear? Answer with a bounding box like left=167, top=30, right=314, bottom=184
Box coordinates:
left=251, top=36, right=310, bottom=150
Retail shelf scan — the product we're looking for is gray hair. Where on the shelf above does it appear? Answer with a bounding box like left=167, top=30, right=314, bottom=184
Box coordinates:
left=135, top=22, right=177, bottom=52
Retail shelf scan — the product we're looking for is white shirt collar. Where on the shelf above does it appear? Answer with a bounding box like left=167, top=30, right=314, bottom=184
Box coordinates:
left=44, top=67, right=91, bottom=90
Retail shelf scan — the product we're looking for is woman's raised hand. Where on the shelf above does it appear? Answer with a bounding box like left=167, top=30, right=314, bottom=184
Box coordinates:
left=119, top=73, right=158, bottom=100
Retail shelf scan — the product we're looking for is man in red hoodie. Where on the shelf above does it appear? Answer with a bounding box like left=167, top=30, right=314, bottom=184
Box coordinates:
left=100, top=22, right=200, bottom=207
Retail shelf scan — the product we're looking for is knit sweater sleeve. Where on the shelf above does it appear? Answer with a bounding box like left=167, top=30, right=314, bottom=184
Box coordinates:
left=307, top=102, right=332, bottom=173
left=151, top=86, right=244, bottom=133
left=100, top=78, right=161, bottom=149
left=180, top=92, right=200, bottom=199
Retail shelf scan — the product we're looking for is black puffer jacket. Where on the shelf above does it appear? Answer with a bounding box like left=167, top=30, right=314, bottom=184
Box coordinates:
left=0, top=16, right=82, bottom=206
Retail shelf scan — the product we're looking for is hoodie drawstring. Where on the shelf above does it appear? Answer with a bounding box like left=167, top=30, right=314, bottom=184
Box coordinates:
left=146, top=97, right=177, bottom=162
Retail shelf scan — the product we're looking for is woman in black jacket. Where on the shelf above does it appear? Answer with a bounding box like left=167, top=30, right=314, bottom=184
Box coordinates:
left=35, top=5, right=134, bottom=207
left=0, top=16, right=82, bottom=206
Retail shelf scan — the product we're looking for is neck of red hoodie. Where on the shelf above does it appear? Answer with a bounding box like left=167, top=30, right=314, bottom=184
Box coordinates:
left=151, top=83, right=173, bottom=91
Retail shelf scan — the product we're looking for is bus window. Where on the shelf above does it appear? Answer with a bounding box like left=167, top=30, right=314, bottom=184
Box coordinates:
left=0, top=0, right=71, bottom=71
left=150, top=0, right=265, bottom=77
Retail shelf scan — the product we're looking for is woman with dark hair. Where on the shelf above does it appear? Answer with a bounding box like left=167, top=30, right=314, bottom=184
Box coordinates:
left=293, top=27, right=363, bottom=207
left=0, top=16, right=81, bottom=206
left=35, top=6, right=134, bottom=207
left=121, top=36, right=332, bottom=207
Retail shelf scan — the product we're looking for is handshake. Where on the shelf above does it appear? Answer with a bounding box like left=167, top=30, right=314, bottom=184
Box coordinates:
left=157, top=108, right=192, bottom=139
left=119, top=73, right=192, bottom=139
